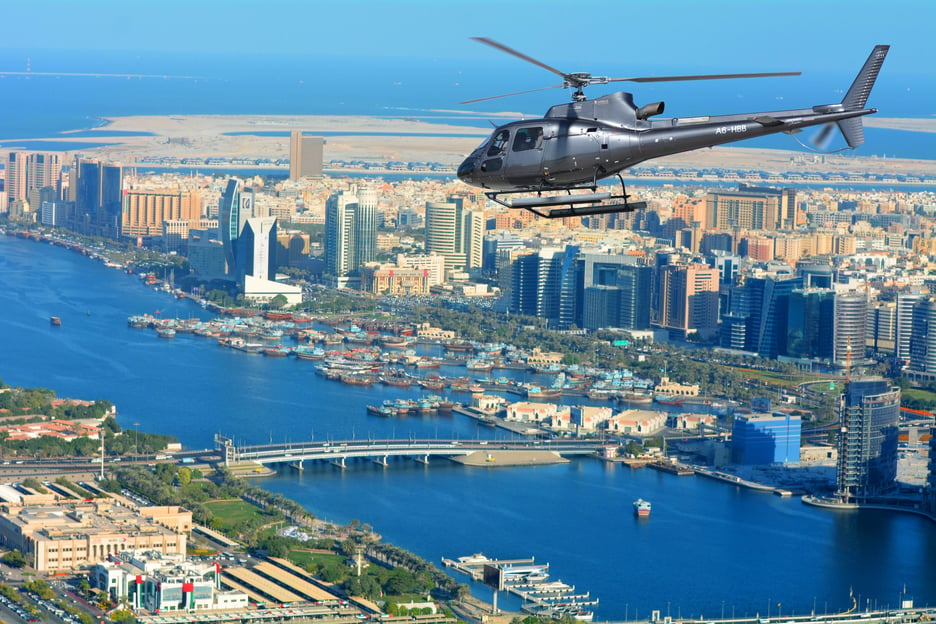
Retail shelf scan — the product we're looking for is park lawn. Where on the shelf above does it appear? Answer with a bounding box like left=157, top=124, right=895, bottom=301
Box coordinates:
left=289, top=550, right=346, bottom=570
left=901, top=387, right=936, bottom=406
left=203, top=499, right=266, bottom=531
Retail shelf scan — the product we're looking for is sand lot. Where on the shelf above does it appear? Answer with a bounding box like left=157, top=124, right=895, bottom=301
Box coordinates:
left=2, top=113, right=934, bottom=175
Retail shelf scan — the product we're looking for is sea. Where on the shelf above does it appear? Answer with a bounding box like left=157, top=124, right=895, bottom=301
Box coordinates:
left=0, top=49, right=934, bottom=160
left=0, top=234, right=935, bottom=620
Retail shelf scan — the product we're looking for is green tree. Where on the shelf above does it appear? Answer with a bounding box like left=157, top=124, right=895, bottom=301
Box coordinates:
left=269, top=294, right=288, bottom=310
left=177, top=467, right=192, bottom=485
left=1, top=550, right=25, bottom=568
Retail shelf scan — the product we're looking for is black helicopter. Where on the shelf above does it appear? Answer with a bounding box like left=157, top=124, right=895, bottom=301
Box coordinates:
left=456, top=38, right=889, bottom=218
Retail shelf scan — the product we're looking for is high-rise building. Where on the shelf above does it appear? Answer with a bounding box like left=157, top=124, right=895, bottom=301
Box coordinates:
left=867, top=300, right=896, bottom=356
left=237, top=217, right=278, bottom=282
left=752, top=275, right=803, bottom=358
left=908, top=296, right=936, bottom=381
left=121, top=189, right=201, bottom=237
left=218, top=179, right=254, bottom=278
left=324, top=188, right=377, bottom=278
left=74, top=159, right=123, bottom=237
left=325, top=190, right=356, bottom=278
left=833, top=292, right=868, bottom=370
left=506, top=247, right=578, bottom=328
left=288, top=132, right=324, bottom=180
left=786, top=288, right=835, bottom=360
left=581, top=254, right=651, bottom=331
left=424, top=197, right=483, bottom=275
left=705, top=186, right=793, bottom=231
left=731, top=413, right=801, bottom=465
left=353, top=187, right=378, bottom=270
left=656, top=264, right=719, bottom=338
left=896, top=293, right=923, bottom=366
left=835, top=378, right=900, bottom=503
left=4, top=152, right=63, bottom=208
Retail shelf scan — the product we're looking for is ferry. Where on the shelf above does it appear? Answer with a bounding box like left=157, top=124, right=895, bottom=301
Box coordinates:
left=633, top=498, right=651, bottom=518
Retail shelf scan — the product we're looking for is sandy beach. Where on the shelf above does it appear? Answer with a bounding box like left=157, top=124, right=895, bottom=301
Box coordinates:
left=2, top=113, right=934, bottom=175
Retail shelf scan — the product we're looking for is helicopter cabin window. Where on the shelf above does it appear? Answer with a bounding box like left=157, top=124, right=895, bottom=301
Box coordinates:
left=487, top=130, right=510, bottom=156
left=512, top=127, right=543, bottom=152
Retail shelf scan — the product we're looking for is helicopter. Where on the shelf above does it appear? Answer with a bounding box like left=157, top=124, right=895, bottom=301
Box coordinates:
left=456, top=38, right=890, bottom=218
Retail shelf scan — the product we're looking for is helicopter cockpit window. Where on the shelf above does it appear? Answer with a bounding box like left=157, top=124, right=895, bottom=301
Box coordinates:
left=512, top=127, right=543, bottom=152
left=487, top=130, right=509, bottom=156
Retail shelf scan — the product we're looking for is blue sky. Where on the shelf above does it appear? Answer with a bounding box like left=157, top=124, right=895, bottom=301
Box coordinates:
left=1, top=0, right=934, bottom=77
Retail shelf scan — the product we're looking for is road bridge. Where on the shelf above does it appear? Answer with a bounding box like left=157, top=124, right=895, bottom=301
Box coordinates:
left=214, top=435, right=604, bottom=469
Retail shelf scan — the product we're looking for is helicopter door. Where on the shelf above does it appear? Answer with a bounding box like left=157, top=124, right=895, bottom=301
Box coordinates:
left=478, top=128, right=510, bottom=186
left=504, top=126, right=544, bottom=186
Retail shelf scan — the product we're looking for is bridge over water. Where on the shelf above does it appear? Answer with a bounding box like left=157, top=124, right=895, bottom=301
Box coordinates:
left=214, top=435, right=605, bottom=469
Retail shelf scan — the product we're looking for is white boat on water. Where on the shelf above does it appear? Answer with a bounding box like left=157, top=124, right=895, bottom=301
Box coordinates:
left=457, top=553, right=490, bottom=565
left=633, top=498, right=651, bottom=517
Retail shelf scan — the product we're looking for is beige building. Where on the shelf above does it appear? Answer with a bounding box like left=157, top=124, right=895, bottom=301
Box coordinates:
left=0, top=500, right=190, bottom=573
left=122, top=189, right=202, bottom=237
left=360, top=262, right=431, bottom=296
left=655, top=376, right=700, bottom=397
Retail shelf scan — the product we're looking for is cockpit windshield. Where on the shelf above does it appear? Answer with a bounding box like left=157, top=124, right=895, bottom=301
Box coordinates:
left=487, top=129, right=509, bottom=156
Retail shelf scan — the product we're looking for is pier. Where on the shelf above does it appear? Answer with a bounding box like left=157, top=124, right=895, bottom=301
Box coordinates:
left=444, top=554, right=599, bottom=621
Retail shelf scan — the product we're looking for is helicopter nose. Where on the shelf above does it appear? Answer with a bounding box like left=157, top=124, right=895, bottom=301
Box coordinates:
left=457, top=157, right=477, bottom=184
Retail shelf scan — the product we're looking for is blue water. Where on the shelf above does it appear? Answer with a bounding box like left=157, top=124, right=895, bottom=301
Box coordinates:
left=0, top=234, right=934, bottom=619
left=0, top=49, right=933, bottom=160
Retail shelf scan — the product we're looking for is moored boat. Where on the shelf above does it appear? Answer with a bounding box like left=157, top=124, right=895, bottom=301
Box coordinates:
left=654, top=394, right=684, bottom=406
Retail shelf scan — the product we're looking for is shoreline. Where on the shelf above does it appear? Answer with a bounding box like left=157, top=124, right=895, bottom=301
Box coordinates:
left=0, top=113, right=934, bottom=176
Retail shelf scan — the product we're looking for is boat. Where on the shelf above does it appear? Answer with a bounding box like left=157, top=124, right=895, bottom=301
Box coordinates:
left=618, top=391, right=654, bottom=405
left=633, top=498, right=651, bottom=518
left=294, top=345, right=325, bottom=360
left=156, top=327, right=176, bottom=339
left=456, top=553, right=491, bottom=565
left=526, top=386, right=562, bottom=400
left=50, top=316, right=62, bottom=326
left=654, top=394, right=684, bottom=406
left=466, top=358, right=493, bottom=372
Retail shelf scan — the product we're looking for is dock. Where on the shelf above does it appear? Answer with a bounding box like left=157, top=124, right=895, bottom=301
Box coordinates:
left=444, top=553, right=598, bottom=621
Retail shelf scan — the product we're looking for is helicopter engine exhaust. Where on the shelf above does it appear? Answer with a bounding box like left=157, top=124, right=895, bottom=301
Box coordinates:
left=636, top=101, right=665, bottom=120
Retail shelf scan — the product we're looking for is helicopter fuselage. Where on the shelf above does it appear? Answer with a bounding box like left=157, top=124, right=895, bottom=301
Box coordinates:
left=457, top=90, right=874, bottom=193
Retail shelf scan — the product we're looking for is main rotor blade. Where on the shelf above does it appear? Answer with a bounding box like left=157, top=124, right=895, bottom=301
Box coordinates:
left=472, top=37, right=569, bottom=79
left=460, top=84, right=564, bottom=105
left=608, top=71, right=801, bottom=83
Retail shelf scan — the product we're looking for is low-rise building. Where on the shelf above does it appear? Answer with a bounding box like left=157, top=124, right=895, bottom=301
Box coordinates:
left=504, top=401, right=564, bottom=423
left=607, top=409, right=667, bottom=435
left=570, top=405, right=614, bottom=433
left=0, top=499, right=190, bottom=573
left=731, top=412, right=802, bottom=465
left=92, top=549, right=247, bottom=613
left=667, top=413, right=718, bottom=432
left=654, top=377, right=700, bottom=397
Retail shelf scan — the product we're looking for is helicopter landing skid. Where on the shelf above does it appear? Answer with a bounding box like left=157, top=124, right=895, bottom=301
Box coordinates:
left=485, top=175, right=644, bottom=219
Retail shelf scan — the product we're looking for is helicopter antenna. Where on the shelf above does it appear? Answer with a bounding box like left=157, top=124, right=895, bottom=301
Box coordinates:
left=464, top=37, right=801, bottom=104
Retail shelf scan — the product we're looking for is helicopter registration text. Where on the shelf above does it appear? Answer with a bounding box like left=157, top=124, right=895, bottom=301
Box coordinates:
left=715, top=124, right=749, bottom=135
